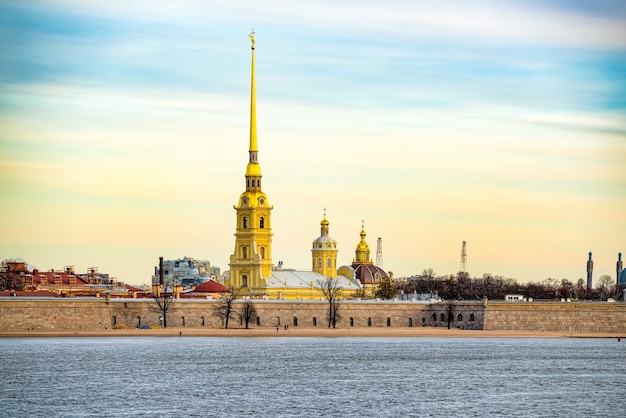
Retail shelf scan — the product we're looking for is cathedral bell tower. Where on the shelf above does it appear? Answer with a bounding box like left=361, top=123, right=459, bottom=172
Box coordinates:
left=311, top=209, right=338, bottom=278
left=228, top=30, right=274, bottom=293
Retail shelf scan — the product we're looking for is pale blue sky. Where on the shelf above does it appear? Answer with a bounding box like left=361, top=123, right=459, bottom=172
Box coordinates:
left=1, top=0, right=625, bottom=285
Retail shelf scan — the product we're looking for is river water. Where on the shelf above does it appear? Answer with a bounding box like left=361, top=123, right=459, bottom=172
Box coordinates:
left=1, top=337, right=625, bottom=417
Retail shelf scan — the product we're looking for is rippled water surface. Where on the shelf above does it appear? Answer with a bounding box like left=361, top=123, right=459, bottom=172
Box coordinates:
left=1, top=337, right=625, bottom=417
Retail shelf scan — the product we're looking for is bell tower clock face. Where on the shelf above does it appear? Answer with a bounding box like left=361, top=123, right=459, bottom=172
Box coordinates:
left=259, top=198, right=264, bottom=205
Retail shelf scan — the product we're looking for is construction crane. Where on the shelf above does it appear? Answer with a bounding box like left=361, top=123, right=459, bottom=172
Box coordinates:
left=376, top=237, right=383, bottom=268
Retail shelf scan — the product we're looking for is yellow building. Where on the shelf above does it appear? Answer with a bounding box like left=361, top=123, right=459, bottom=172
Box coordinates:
left=311, top=210, right=337, bottom=278
left=226, top=32, right=362, bottom=300
left=228, top=31, right=274, bottom=293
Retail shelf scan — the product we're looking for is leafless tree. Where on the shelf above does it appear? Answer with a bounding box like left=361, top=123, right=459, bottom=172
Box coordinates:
left=239, top=300, right=257, bottom=329
left=213, top=286, right=240, bottom=329
left=374, top=276, right=397, bottom=300
left=597, top=275, right=615, bottom=300
left=317, top=277, right=342, bottom=328
left=150, top=287, right=176, bottom=328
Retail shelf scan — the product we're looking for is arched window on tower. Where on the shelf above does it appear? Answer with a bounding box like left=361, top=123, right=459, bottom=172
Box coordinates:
left=260, top=247, right=265, bottom=259
left=251, top=179, right=255, bottom=187
left=242, top=275, right=248, bottom=288
left=243, top=217, right=248, bottom=228
left=242, top=247, right=248, bottom=259
left=259, top=217, right=264, bottom=228
left=326, top=258, right=331, bottom=268
left=318, top=258, right=322, bottom=268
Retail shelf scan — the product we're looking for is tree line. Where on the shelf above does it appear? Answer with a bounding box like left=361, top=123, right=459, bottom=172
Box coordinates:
left=396, top=269, right=624, bottom=301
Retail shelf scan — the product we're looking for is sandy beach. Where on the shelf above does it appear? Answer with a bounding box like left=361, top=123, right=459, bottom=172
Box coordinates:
left=1, top=327, right=622, bottom=339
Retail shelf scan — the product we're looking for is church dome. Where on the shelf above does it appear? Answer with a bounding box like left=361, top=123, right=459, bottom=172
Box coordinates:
left=312, top=211, right=336, bottom=249
left=194, top=280, right=229, bottom=293
left=351, top=263, right=388, bottom=285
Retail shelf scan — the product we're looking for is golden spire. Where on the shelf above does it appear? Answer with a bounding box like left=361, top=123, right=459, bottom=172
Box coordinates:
left=249, top=28, right=257, bottom=161
left=245, top=29, right=262, bottom=185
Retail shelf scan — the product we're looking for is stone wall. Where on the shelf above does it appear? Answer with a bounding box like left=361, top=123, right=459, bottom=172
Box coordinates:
left=0, top=299, right=436, bottom=331
left=1, top=298, right=625, bottom=333
left=483, top=301, right=626, bottom=333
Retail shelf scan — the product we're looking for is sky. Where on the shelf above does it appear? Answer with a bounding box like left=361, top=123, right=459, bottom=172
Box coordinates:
left=1, top=0, right=625, bottom=286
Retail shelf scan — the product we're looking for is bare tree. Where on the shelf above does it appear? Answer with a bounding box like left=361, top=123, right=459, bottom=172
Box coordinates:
left=213, top=286, right=239, bottom=329
left=150, top=287, right=175, bottom=328
left=597, top=275, right=615, bottom=300
left=239, top=300, right=257, bottom=329
left=374, top=276, right=397, bottom=300
left=317, top=277, right=342, bottom=328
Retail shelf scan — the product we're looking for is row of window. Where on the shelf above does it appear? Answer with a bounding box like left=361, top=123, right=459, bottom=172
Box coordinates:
left=113, top=313, right=477, bottom=328
left=317, top=257, right=335, bottom=269
left=240, top=247, right=266, bottom=260
left=242, top=216, right=265, bottom=229
left=432, top=312, right=476, bottom=322
left=246, top=179, right=261, bottom=189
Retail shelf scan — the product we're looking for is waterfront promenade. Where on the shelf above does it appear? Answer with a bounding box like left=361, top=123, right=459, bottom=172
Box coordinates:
left=1, top=327, right=621, bottom=339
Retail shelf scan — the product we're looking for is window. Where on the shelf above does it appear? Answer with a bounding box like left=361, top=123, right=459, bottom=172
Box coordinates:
left=251, top=179, right=255, bottom=187
left=350, top=317, right=354, bottom=327
left=242, top=275, right=248, bottom=288
left=327, top=258, right=331, bottom=268
left=318, top=243, right=322, bottom=248
left=440, top=313, right=445, bottom=322
left=408, top=318, right=413, bottom=327
left=367, top=318, right=372, bottom=327
left=469, top=313, right=475, bottom=322
left=276, top=317, right=280, bottom=326
left=422, top=317, right=426, bottom=326
left=457, top=313, right=463, bottom=322
left=386, top=317, right=391, bottom=327
left=137, top=316, right=141, bottom=327
left=293, top=317, right=298, bottom=327
left=260, top=217, right=264, bottom=228
left=312, top=317, right=317, bottom=326
left=181, top=316, right=185, bottom=326
left=242, top=247, right=248, bottom=259
left=260, top=247, right=265, bottom=259
left=200, top=316, right=205, bottom=326
left=432, top=313, right=437, bottom=322
left=111, top=316, right=117, bottom=326
left=256, top=316, right=261, bottom=326
left=243, top=217, right=248, bottom=228
left=317, top=258, right=322, bottom=268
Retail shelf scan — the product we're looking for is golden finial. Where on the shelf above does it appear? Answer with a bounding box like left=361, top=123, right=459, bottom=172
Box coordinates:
left=249, top=28, right=255, bottom=49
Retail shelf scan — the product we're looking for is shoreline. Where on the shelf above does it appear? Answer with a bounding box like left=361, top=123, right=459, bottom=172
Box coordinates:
left=1, top=327, right=622, bottom=339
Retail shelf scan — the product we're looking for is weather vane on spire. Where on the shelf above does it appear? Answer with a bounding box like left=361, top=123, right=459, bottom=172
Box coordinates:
left=249, top=28, right=255, bottom=49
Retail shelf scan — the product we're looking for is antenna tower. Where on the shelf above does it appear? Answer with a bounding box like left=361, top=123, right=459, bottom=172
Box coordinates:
left=460, top=241, right=467, bottom=273
left=376, top=237, right=383, bottom=268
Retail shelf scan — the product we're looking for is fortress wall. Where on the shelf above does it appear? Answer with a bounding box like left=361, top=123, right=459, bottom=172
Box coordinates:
left=0, top=299, right=433, bottom=331
left=0, top=299, right=114, bottom=331
left=2, top=298, right=625, bottom=333
left=483, top=302, right=626, bottom=333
